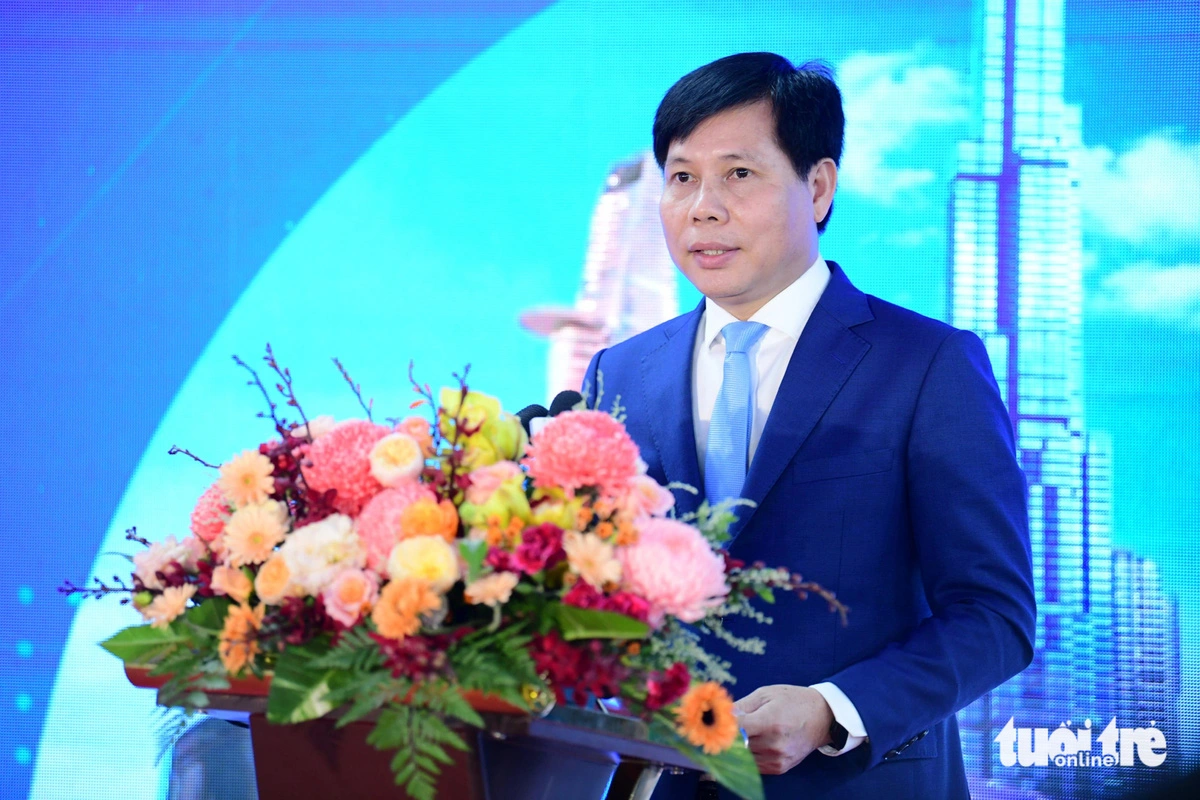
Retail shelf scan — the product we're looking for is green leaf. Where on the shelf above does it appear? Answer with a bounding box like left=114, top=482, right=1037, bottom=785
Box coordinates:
left=650, top=718, right=763, bottom=800
left=757, top=586, right=776, bottom=604
left=101, top=624, right=188, bottom=665
left=184, top=597, right=230, bottom=634
left=417, top=739, right=455, bottom=765
left=331, top=674, right=406, bottom=728
left=266, top=635, right=344, bottom=724
left=690, top=741, right=763, bottom=800
left=310, top=626, right=385, bottom=673
left=552, top=604, right=650, bottom=641
left=438, top=689, right=485, bottom=730
left=458, top=539, right=488, bottom=584
left=368, top=706, right=410, bottom=749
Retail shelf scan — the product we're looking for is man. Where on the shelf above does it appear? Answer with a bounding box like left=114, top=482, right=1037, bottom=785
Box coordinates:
left=581, top=53, right=1036, bottom=798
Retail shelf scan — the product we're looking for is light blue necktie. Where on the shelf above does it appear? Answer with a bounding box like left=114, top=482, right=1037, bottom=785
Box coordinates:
left=705, top=321, right=768, bottom=508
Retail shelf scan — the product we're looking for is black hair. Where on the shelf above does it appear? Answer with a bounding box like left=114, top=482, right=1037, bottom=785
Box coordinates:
left=652, top=52, right=844, bottom=232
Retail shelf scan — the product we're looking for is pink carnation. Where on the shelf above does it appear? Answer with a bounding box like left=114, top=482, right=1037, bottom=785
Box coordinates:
left=522, top=410, right=643, bottom=497
left=303, top=420, right=391, bottom=515
left=615, top=475, right=676, bottom=519
left=355, top=482, right=436, bottom=571
left=190, top=482, right=229, bottom=543
left=618, top=518, right=728, bottom=626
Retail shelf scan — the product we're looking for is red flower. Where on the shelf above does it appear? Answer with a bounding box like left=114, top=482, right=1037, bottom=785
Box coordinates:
left=193, top=558, right=216, bottom=598
left=645, top=663, right=690, bottom=711
left=511, top=523, right=566, bottom=575
left=263, top=596, right=333, bottom=647
left=485, top=547, right=519, bottom=573
left=562, top=581, right=651, bottom=623
left=368, top=632, right=463, bottom=680
left=529, top=631, right=627, bottom=706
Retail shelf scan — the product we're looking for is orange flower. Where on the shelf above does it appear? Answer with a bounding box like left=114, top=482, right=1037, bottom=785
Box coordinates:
left=222, top=500, right=287, bottom=567
left=211, top=565, right=253, bottom=605
left=219, top=603, right=265, bottom=676
left=140, top=584, right=196, bottom=629
left=371, top=578, right=441, bottom=640
left=399, top=497, right=459, bottom=542
left=395, top=416, right=436, bottom=457
left=254, top=553, right=294, bottom=605
left=218, top=449, right=275, bottom=508
left=463, top=571, right=520, bottom=607
left=562, top=531, right=622, bottom=588
left=575, top=505, right=595, bottom=530
left=674, top=682, right=740, bottom=754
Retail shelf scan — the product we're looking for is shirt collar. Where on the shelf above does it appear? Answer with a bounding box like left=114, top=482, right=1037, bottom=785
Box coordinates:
left=702, top=255, right=832, bottom=349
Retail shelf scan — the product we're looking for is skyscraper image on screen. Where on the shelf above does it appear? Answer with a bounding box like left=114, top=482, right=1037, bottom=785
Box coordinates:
left=520, top=152, right=678, bottom=401
left=949, top=1, right=1181, bottom=796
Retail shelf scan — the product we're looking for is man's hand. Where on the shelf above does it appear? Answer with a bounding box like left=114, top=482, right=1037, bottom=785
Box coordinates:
left=734, top=685, right=835, bottom=775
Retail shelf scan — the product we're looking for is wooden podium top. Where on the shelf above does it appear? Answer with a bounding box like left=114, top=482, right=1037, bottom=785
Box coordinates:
left=124, top=665, right=700, bottom=772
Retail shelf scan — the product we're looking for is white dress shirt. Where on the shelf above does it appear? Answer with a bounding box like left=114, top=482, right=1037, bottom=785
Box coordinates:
left=691, top=255, right=868, bottom=756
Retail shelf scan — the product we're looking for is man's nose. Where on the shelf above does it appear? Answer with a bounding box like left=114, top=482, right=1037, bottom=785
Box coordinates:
left=690, top=180, right=730, bottom=224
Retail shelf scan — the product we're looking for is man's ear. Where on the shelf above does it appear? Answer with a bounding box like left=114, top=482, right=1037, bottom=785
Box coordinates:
left=809, top=159, right=838, bottom=225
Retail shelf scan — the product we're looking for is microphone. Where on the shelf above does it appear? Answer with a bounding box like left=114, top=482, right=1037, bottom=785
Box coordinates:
left=516, top=403, right=549, bottom=436
left=548, top=390, right=583, bottom=417
left=516, top=391, right=584, bottom=436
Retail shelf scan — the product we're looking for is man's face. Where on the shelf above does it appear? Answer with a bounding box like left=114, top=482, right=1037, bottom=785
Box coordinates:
left=659, top=100, right=830, bottom=320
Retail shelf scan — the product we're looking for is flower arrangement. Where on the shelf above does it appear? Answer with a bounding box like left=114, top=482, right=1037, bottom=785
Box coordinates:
left=64, top=346, right=846, bottom=800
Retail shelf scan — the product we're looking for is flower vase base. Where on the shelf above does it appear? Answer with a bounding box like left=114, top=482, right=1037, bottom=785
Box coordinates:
left=248, top=713, right=620, bottom=800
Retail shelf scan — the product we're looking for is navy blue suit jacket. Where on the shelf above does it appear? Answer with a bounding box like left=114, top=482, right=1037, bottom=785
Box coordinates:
left=581, top=263, right=1036, bottom=799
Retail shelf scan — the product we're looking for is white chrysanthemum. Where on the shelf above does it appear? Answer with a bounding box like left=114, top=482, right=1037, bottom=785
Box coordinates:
left=133, top=535, right=203, bottom=591
left=278, top=513, right=367, bottom=596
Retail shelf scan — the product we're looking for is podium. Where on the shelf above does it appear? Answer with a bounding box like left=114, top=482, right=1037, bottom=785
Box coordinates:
left=129, top=667, right=700, bottom=799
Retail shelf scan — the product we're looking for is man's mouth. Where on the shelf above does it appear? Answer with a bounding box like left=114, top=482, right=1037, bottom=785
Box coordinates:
left=690, top=243, right=738, bottom=255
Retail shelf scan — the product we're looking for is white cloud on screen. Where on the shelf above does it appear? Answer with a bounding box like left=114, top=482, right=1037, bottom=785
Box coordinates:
left=837, top=50, right=969, bottom=204
left=1092, top=261, right=1200, bottom=329
left=1080, top=133, right=1200, bottom=244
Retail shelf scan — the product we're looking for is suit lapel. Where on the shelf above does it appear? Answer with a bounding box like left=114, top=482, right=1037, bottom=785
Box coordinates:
left=730, top=263, right=874, bottom=541
left=640, top=302, right=705, bottom=519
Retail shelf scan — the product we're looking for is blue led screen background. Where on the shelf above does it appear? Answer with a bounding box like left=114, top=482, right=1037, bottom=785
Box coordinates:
left=2, top=1, right=1197, bottom=797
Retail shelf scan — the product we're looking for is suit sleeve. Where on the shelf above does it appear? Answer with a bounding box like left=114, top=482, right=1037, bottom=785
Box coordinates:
left=825, top=328, right=1036, bottom=769
left=581, top=348, right=608, bottom=408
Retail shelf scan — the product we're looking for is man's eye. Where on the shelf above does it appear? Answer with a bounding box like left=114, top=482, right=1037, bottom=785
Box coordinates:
left=673, top=172, right=693, bottom=183
left=732, top=168, right=751, bottom=179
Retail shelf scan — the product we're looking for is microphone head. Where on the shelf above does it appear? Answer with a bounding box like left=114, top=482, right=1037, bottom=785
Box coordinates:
left=516, top=403, right=549, bottom=435
left=548, top=390, right=584, bottom=417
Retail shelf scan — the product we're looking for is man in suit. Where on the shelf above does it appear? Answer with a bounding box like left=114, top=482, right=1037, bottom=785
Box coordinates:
left=581, top=53, right=1036, bottom=798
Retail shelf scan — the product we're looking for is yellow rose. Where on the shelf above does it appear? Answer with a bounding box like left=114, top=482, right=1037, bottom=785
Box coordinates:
left=387, top=535, right=460, bottom=593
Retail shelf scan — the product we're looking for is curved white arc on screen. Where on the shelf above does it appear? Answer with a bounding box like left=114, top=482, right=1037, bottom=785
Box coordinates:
left=32, top=2, right=818, bottom=796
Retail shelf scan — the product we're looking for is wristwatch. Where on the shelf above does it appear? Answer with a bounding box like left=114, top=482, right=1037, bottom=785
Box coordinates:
left=828, top=718, right=849, bottom=751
